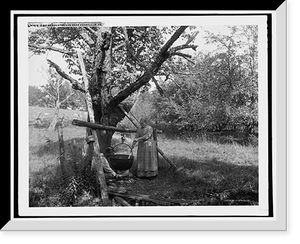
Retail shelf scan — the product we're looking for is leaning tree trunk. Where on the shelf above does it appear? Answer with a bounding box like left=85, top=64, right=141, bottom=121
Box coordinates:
left=48, top=104, right=59, bottom=131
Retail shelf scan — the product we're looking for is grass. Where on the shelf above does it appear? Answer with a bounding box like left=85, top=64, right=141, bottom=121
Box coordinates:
left=128, top=136, right=258, bottom=205
left=28, top=106, right=259, bottom=207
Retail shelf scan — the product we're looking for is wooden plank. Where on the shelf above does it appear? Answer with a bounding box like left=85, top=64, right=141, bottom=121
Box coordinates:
left=72, top=119, right=137, bottom=133
left=114, top=196, right=132, bottom=206
left=77, top=51, right=109, bottom=206
left=156, top=147, right=178, bottom=169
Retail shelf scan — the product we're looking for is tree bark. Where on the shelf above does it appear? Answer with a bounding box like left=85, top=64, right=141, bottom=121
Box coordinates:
left=77, top=51, right=109, bottom=206
left=48, top=105, right=59, bottom=131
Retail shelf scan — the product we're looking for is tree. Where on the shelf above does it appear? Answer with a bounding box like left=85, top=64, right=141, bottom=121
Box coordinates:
left=28, top=24, right=198, bottom=150
left=28, top=85, right=45, bottom=106
left=151, top=26, right=258, bottom=136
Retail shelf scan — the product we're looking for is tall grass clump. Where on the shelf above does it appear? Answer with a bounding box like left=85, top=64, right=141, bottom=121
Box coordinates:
left=29, top=126, right=101, bottom=207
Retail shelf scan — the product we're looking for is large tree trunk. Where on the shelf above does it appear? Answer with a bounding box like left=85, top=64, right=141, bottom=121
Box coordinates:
left=88, top=27, right=127, bottom=152
left=93, top=106, right=127, bottom=152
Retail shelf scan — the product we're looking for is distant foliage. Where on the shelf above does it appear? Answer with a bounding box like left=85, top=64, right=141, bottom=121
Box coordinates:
left=28, top=68, right=86, bottom=110
left=151, top=26, right=258, bottom=137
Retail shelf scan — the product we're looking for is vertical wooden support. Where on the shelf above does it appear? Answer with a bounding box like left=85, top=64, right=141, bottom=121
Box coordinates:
left=57, top=117, right=66, bottom=180
left=153, top=128, right=159, bottom=162
left=77, top=51, right=109, bottom=206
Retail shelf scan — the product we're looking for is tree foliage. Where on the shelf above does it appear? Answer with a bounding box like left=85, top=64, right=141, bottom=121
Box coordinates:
left=151, top=26, right=258, bottom=136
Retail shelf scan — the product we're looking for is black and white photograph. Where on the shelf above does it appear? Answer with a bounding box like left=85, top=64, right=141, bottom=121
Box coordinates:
left=5, top=6, right=287, bottom=231
left=27, top=21, right=261, bottom=209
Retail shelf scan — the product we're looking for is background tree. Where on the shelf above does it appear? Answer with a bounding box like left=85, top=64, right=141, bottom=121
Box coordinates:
left=28, top=24, right=198, bottom=150
left=151, top=26, right=258, bottom=137
left=28, top=85, right=45, bottom=107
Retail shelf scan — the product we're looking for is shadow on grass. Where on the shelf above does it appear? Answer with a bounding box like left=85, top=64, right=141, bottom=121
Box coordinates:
left=29, top=136, right=131, bottom=207
left=33, top=136, right=126, bottom=158
left=157, top=155, right=258, bottom=205
left=30, top=136, right=258, bottom=206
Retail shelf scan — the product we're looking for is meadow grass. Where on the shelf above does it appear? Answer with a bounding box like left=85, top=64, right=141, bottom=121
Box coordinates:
left=28, top=107, right=258, bottom=206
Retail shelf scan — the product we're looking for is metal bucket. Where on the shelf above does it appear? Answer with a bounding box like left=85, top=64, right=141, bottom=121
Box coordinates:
left=108, top=143, right=134, bottom=171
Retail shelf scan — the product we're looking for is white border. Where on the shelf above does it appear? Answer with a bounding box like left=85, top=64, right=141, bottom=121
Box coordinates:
left=19, top=14, right=268, bottom=217
left=6, top=6, right=286, bottom=230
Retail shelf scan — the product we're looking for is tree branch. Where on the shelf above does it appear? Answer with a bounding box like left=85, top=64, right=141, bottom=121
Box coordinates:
left=79, top=31, right=95, bottom=46
left=170, top=44, right=198, bottom=53
left=122, top=27, right=164, bottom=95
left=59, top=92, right=74, bottom=105
left=41, top=87, right=56, bottom=100
left=107, top=26, right=189, bottom=108
left=169, top=30, right=199, bottom=52
left=84, top=27, right=98, bottom=37
left=169, top=52, right=195, bottom=64
left=29, top=43, right=77, bottom=57
left=47, top=59, right=85, bottom=92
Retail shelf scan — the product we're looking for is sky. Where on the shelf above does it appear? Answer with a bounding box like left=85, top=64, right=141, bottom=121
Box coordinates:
left=28, top=25, right=232, bottom=87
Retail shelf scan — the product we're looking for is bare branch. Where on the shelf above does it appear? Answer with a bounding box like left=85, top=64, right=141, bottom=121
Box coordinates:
left=84, top=27, right=98, bottom=37
left=47, top=59, right=85, bottom=92
left=170, top=30, right=199, bottom=52
left=170, top=52, right=192, bottom=59
left=79, top=31, right=95, bottom=46
left=29, top=43, right=77, bottom=57
left=151, top=77, right=164, bottom=96
left=169, top=52, right=195, bottom=64
left=186, top=30, right=199, bottom=45
left=59, top=92, right=74, bottom=105
left=41, top=88, right=56, bottom=100
left=170, top=44, right=198, bottom=53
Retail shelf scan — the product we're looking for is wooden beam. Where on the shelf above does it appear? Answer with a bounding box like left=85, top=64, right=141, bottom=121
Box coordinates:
left=118, top=105, right=140, bottom=129
left=72, top=119, right=137, bottom=133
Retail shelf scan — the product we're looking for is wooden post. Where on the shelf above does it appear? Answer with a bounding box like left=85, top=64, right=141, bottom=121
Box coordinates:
left=57, top=116, right=67, bottom=180
left=77, top=51, right=109, bottom=206
left=153, top=128, right=159, bottom=162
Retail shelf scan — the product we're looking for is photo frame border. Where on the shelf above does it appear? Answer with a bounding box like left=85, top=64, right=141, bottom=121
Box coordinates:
left=3, top=6, right=286, bottom=233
